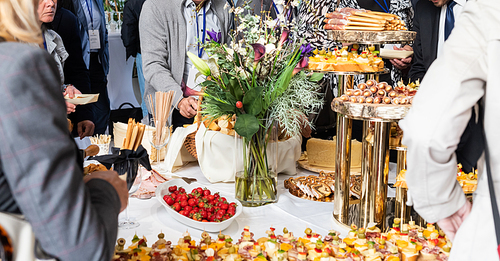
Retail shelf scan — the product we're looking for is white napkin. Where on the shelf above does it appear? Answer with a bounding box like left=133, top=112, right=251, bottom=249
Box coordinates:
left=164, top=124, right=198, bottom=172
left=195, top=124, right=301, bottom=183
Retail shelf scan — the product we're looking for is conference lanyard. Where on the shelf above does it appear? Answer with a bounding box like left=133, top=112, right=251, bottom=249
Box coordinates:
left=85, top=0, right=94, bottom=29
left=196, top=5, right=207, bottom=58
left=373, top=0, right=390, bottom=13
left=43, top=37, right=47, bottom=50
left=273, top=1, right=280, bottom=15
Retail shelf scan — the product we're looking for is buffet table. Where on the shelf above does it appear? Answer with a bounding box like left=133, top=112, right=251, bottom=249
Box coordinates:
left=117, top=162, right=397, bottom=243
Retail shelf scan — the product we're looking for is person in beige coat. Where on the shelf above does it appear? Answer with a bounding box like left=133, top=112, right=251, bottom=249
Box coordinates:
left=400, top=0, right=500, bottom=259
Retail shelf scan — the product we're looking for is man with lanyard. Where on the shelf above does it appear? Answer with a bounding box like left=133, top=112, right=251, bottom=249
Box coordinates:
left=140, top=0, right=232, bottom=129
left=61, top=0, right=110, bottom=135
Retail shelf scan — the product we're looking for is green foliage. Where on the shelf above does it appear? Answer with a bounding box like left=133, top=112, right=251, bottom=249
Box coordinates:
left=189, top=1, right=324, bottom=139
left=243, top=86, right=263, bottom=116
left=309, top=72, right=324, bottom=82
left=234, top=114, right=260, bottom=139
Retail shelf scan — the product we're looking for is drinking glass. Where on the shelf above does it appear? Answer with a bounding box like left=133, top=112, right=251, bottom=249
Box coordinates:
left=148, top=116, right=170, bottom=172
left=117, top=162, right=142, bottom=229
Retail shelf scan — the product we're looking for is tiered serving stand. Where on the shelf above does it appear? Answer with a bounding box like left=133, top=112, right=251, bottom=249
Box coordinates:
left=323, top=30, right=416, bottom=230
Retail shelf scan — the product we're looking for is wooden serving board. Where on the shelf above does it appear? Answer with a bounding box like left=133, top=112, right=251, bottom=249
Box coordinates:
left=332, top=98, right=411, bottom=121
left=297, top=158, right=362, bottom=175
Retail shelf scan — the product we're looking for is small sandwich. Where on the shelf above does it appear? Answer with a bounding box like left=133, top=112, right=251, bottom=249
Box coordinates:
left=400, top=242, right=418, bottom=261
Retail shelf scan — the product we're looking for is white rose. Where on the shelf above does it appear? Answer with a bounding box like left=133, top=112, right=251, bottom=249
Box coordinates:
left=265, top=43, right=276, bottom=54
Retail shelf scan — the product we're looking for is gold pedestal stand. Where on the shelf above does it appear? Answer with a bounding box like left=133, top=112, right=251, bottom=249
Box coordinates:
left=394, top=148, right=410, bottom=224
left=327, top=31, right=416, bottom=231
left=332, top=99, right=411, bottom=230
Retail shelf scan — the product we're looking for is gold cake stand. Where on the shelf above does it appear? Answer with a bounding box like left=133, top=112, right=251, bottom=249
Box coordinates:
left=324, top=30, right=416, bottom=231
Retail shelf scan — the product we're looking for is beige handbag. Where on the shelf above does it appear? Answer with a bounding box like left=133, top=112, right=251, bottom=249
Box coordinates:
left=0, top=212, right=55, bottom=261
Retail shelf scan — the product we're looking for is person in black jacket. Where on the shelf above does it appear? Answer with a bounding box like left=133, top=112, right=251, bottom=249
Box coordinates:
left=121, top=0, right=147, bottom=117
left=50, top=5, right=95, bottom=139
left=408, top=0, right=466, bottom=81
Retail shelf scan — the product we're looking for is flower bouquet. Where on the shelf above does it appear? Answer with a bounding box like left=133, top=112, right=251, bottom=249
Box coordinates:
left=188, top=3, right=324, bottom=206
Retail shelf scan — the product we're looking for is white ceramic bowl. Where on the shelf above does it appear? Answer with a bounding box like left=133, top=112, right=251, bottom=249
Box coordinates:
left=155, top=179, right=242, bottom=232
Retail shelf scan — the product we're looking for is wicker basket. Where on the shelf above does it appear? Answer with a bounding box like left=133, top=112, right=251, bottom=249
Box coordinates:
left=184, top=131, right=198, bottom=159
left=182, top=92, right=204, bottom=160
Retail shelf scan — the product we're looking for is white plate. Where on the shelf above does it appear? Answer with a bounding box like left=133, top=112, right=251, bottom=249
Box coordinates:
left=380, top=49, right=413, bottom=59
left=64, top=94, right=99, bottom=105
left=155, top=179, right=242, bottom=232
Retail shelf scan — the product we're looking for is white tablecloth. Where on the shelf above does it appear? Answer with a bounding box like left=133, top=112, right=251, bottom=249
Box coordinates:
left=118, top=163, right=397, bottom=243
left=107, top=32, right=140, bottom=110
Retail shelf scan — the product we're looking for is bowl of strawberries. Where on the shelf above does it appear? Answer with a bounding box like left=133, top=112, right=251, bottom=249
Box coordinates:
left=156, top=179, right=242, bottom=232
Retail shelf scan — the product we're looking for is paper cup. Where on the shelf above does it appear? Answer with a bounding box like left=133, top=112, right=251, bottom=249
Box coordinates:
left=95, top=143, right=111, bottom=156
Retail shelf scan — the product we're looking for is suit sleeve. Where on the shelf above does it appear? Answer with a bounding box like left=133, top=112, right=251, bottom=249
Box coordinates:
left=399, top=1, right=488, bottom=222
left=139, top=0, right=184, bottom=107
left=59, top=10, right=94, bottom=125
left=121, top=0, right=139, bottom=59
left=407, top=4, right=426, bottom=82
left=0, top=47, right=120, bottom=260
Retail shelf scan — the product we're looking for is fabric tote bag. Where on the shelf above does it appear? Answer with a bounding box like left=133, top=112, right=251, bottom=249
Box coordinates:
left=109, top=102, right=143, bottom=135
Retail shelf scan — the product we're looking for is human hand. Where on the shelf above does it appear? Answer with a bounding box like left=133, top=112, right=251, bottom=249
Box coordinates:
left=389, top=45, right=413, bottom=70
left=66, top=102, right=76, bottom=114
left=178, top=97, right=198, bottom=118
left=84, top=170, right=129, bottom=212
left=437, top=200, right=472, bottom=241
left=77, top=120, right=95, bottom=139
left=63, top=84, right=81, bottom=98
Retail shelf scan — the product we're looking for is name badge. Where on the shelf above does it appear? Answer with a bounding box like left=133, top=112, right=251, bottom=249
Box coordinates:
left=186, top=65, right=205, bottom=97
left=89, top=30, right=101, bottom=49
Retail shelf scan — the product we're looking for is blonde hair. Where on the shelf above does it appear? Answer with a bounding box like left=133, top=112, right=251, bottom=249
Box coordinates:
left=0, top=0, right=42, bottom=43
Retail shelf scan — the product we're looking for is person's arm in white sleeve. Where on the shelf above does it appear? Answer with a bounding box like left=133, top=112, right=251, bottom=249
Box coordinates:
left=399, top=0, right=488, bottom=223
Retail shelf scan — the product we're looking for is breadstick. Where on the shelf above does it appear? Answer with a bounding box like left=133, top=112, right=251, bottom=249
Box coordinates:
left=123, top=118, right=134, bottom=149
left=348, top=16, right=386, bottom=24
left=133, top=124, right=146, bottom=151
left=128, top=124, right=139, bottom=150
left=344, top=25, right=385, bottom=31
left=122, top=137, right=127, bottom=150
left=368, top=10, right=398, bottom=17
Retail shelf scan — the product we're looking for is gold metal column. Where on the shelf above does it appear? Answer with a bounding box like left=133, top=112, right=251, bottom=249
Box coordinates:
left=371, top=121, right=391, bottom=228
left=333, top=75, right=353, bottom=225
left=359, top=121, right=373, bottom=228
left=395, top=148, right=410, bottom=224
left=334, top=115, right=352, bottom=224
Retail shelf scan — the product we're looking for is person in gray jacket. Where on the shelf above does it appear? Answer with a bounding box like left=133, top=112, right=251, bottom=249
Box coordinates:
left=0, top=0, right=128, bottom=259
left=400, top=0, right=500, bottom=259
left=139, top=0, right=232, bottom=129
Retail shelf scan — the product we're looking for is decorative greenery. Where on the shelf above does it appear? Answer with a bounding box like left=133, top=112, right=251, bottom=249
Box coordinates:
left=188, top=0, right=324, bottom=206
left=188, top=2, right=324, bottom=140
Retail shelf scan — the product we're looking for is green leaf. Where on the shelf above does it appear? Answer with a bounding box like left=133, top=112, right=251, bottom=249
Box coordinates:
left=234, top=51, right=241, bottom=67
left=232, top=79, right=244, bottom=101
left=242, top=86, right=263, bottom=116
left=228, top=77, right=243, bottom=101
left=225, top=92, right=237, bottom=105
left=234, top=114, right=259, bottom=140
left=221, top=73, right=230, bottom=89
left=309, top=72, right=324, bottom=82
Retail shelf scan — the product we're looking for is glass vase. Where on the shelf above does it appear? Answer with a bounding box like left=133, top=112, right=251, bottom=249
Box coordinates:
left=234, top=119, right=278, bottom=207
